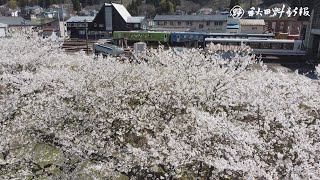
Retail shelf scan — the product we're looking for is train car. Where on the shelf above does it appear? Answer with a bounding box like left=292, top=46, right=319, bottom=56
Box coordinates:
left=113, top=31, right=171, bottom=43
left=204, top=33, right=275, bottom=39
left=205, top=38, right=306, bottom=56
left=170, top=32, right=206, bottom=43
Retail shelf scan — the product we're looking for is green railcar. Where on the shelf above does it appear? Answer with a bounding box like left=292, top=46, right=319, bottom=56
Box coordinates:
left=113, top=31, right=171, bottom=43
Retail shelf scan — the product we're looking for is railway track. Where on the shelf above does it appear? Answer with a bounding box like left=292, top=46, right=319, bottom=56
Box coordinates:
left=62, top=39, right=95, bottom=52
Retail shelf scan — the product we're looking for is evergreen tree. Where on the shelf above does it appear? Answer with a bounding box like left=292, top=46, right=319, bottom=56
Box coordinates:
left=80, top=0, right=87, bottom=8
left=127, top=0, right=139, bottom=16
left=18, top=0, right=27, bottom=8
left=0, top=0, right=8, bottom=6
left=229, top=0, right=240, bottom=9
left=72, top=0, right=81, bottom=11
left=7, top=0, right=17, bottom=9
left=158, top=0, right=174, bottom=14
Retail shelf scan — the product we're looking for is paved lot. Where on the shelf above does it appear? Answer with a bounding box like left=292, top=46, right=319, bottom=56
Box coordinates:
left=253, top=56, right=319, bottom=80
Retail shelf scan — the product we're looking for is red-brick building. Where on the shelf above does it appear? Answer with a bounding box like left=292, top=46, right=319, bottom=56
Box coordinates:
left=264, top=17, right=303, bottom=35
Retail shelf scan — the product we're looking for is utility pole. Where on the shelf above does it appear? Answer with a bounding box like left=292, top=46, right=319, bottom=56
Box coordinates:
left=61, top=0, right=66, bottom=39
left=21, top=20, right=27, bottom=34
left=84, top=19, right=89, bottom=55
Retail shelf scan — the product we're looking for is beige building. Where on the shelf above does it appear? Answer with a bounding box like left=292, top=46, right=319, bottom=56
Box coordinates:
left=239, top=19, right=265, bottom=34
left=153, top=15, right=228, bottom=33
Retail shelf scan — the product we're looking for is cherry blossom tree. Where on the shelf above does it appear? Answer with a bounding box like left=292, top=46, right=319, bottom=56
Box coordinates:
left=316, top=64, right=320, bottom=78
left=0, top=32, right=320, bottom=179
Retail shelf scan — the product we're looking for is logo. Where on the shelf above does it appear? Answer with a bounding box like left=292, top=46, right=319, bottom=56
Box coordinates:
left=230, top=4, right=310, bottom=19
left=230, top=5, right=245, bottom=19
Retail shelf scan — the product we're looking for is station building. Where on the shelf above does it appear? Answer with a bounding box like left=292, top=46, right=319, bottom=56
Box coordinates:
left=66, top=3, right=145, bottom=38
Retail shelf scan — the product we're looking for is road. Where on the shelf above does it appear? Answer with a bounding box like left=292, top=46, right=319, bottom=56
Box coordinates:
left=252, top=56, right=319, bottom=80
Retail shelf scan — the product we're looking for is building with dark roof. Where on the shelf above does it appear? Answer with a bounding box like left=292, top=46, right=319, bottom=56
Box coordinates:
left=0, top=16, right=62, bottom=37
left=0, top=17, right=40, bottom=27
left=153, top=15, right=228, bottom=32
left=66, top=3, right=145, bottom=38
left=89, top=3, right=144, bottom=32
left=66, top=16, right=95, bottom=38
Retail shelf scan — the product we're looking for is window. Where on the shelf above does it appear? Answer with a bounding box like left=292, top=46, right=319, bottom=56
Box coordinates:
left=178, top=21, right=181, bottom=25
left=157, top=21, right=160, bottom=25
left=312, top=8, right=320, bottom=28
left=94, top=23, right=97, bottom=27
left=206, top=21, right=210, bottom=26
left=199, top=24, right=204, bottom=29
left=170, top=21, right=174, bottom=25
left=134, top=23, right=139, bottom=28
left=214, top=21, right=223, bottom=26
left=283, top=43, right=294, bottom=50
left=252, top=27, right=258, bottom=30
left=164, top=21, right=167, bottom=25
left=99, top=24, right=104, bottom=27
left=186, top=21, right=192, bottom=26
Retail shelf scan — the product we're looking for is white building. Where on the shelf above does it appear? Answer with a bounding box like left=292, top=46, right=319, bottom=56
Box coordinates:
left=239, top=19, right=265, bottom=34
left=0, top=23, right=8, bottom=37
left=153, top=15, right=228, bottom=32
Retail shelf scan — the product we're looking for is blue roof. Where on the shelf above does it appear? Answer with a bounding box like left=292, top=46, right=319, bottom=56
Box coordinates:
left=66, top=16, right=95, bottom=23
left=0, top=17, right=40, bottom=26
left=227, top=24, right=239, bottom=29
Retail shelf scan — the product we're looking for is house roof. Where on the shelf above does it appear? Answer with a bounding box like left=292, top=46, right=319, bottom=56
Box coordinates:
left=127, top=16, right=145, bottom=23
left=227, top=24, right=239, bottom=29
left=66, top=16, right=95, bottom=23
left=25, top=5, right=42, bottom=10
left=154, top=15, right=228, bottom=21
left=150, top=27, right=190, bottom=31
left=0, top=17, right=40, bottom=26
left=105, top=3, right=144, bottom=23
left=240, top=19, right=265, bottom=26
left=110, top=3, right=131, bottom=22
left=227, top=17, right=239, bottom=24
left=0, top=23, right=8, bottom=28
